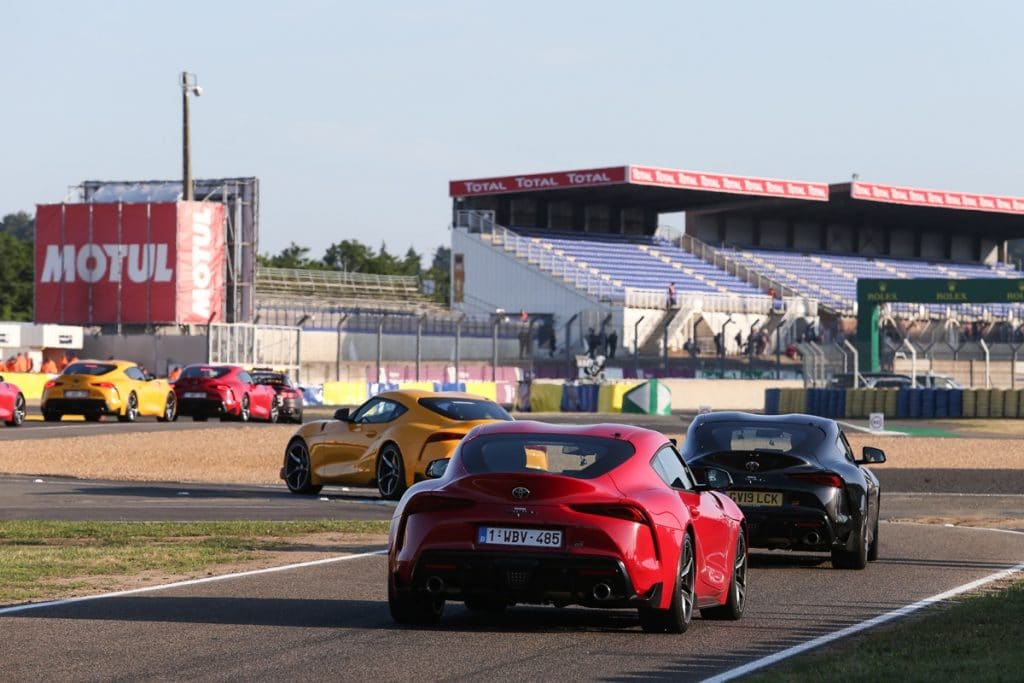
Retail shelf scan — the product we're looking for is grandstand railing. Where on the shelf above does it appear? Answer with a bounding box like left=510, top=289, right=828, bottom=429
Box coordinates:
left=456, top=212, right=623, bottom=301
left=624, top=289, right=779, bottom=314
left=256, top=267, right=421, bottom=299
left=678, top=234, right=829, bottom=314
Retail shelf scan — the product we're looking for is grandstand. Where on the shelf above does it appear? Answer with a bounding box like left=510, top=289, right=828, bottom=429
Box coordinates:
left=448, top=165, right=1024, bottom=376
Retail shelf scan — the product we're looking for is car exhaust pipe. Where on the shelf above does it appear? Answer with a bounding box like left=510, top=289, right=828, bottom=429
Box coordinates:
left=592, top=583, right=612, bottom=601
left=425, top=576, right=445, bottom=594
left=803, top=531, right=820, bottom=546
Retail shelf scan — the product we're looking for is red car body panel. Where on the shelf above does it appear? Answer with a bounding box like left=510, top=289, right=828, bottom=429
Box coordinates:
left=172, top=364, right=278, bottom=421
left=388, top=421, right=745, bottom=618
left=0, top=379, right=25, bottom=426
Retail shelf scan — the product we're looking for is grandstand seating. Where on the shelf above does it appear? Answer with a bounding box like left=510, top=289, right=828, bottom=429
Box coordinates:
left=726, top=248, right=1024, bottom=317
left=509, top=230, right=767, bottom=301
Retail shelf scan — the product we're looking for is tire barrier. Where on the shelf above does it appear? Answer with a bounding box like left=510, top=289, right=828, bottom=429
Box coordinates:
left=762, top=385, right=1024, bottom=419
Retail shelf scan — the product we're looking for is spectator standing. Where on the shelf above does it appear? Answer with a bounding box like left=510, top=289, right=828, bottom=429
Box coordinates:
left=666, top=282, right=677, bottom=308
left=41, top=357, right=58, bottom=374
left=607, top=329, right=618, bottom=359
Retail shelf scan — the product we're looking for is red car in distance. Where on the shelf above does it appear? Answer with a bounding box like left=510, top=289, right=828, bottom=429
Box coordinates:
left=0, top=375, right=26, bottom=427
left=173, top=364, right=279, bottom=422
left=388, top=421, right=748, bottom=632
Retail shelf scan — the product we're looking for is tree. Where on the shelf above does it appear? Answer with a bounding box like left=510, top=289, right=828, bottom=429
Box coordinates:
left=258, top=242, right=318, bottom=269
left=0, top=230, right=33, bottom=320
left=0, top=211, right=34, bottom=241
left=423, top=246, right=451, bottom=304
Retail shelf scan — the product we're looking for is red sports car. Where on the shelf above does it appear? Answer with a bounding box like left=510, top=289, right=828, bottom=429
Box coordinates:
left=0, top=375, right=26, bottom=427
left=173, top=364, right=279, bottom=422
left=387, top=421, right=748, bottom=632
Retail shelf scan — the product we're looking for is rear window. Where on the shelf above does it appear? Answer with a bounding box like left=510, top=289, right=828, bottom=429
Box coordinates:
left=63, top=362, right=116, bottom=376
left=252, top=372, right=293, bottom=387
left=180, top=366, right=232, bottom=380
left=419, top=397, right=512, bottom=422
left=689, top=420, right=826, bottom=457
left=460, top=434, right=633, bottom=479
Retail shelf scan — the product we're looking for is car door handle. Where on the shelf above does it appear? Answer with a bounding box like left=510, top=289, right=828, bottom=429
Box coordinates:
left=364, top=431, right=377, bottom=438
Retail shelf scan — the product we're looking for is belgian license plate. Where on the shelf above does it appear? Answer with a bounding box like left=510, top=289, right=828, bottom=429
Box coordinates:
left=729, top=490, right=783, bottom=506
left=477, top=527, right=563, bottom=548
left=65, top=390, right=89, bottom=399
left=183, top=392, right=206, bottom=399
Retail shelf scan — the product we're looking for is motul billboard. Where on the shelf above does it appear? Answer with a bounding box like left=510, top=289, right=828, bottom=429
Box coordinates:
left=34, top=201, right=225, bottom=325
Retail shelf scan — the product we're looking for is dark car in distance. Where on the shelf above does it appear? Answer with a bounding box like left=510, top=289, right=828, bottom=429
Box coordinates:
left=682, top=411, right=885, bottom=569
left=250, top=367, right=304, bottom=423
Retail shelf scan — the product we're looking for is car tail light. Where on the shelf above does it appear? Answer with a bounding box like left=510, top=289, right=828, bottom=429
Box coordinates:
left=91, top=382, right=116, bottom=389
left=569, top=503, right=649, bottom=524
left=404, top=494, right=475, bottom=515
left=44, top=380, right=58, bottom=389
left=789, top=472, right=844, bottom=488
left=424, top=431, right=466, bottom=445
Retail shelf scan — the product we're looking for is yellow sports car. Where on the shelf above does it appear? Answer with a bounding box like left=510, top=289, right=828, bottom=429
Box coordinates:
left=280, top=389, right=513, bottom=499
left=41, top=359, right=177, bottom=423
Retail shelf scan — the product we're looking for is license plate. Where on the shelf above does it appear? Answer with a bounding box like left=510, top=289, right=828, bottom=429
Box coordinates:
left=183, top=392, right=207, bottom=399
left=477, top=527, right=563, bottom=548
left=65, top=390, right=89, bottom=399
left=729, top=490, right=783, bottom=506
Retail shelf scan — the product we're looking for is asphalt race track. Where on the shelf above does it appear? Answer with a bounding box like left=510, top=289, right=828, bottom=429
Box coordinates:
left=1, top=523, right=1022, bottom=681
left=2, top=416, right=1024, bottom=680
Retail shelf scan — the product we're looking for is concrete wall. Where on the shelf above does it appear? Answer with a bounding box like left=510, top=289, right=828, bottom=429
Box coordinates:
left=658, top=378, right=805, bottom=411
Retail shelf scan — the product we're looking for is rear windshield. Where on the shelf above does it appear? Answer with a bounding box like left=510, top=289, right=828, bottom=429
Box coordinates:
left=419, top=397, right=512, bottom=422
left=252, top=372, right=293, bottom=387
left=63, top=362, right=116, bottom=376
left=460, top=434, right=633, bottom=479
left=180, top=366, right=232, bottom=380
left=689, top=420, right=826, bottom=457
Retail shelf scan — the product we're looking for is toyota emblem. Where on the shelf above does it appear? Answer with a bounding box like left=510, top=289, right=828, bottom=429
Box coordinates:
left=745, top=461, right=760, bottom=472
left=512, top=486, right=531, bottom=500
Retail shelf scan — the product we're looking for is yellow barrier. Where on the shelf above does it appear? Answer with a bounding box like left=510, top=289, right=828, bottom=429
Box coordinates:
left=883, top=388, right=898, bottom=416
left=464, top=382, right=498, bottom=402
left=961, top=389, right=977, bottom=418
left=321, top=381, right=368, bottom=406
left=1003, top=389, right=1019, bottom=419
left=597, top=383, right=639, bottom=413
left=529, top=383, right=564, bottom=413
left=848, top=388, right=864, bottom=418
left=0, top=372, right=55, bottom=400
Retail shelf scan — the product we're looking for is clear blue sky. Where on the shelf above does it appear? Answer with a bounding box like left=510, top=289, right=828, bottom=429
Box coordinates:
left=5, top=1, right=1023, bottom=263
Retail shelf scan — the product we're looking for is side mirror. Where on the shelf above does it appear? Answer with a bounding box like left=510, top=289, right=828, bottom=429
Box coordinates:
left=425, top=458, right=449, bottom=479
left=692, top=466, right=733, bottom=491
left=333, top=407, right=351, bottom=421
left=669, top=437, right=678, bottom=448
left=859, top=446, right=886, bottom=464
left=0, top=375, right=4, bottom=382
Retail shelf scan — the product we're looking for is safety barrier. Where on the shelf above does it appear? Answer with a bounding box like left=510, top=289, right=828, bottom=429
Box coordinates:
left=0, top=372, right=55, bottom=400
left=765, top=385, right=1024, bottom=419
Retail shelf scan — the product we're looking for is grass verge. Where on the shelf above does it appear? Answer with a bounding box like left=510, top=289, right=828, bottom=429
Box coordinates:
left=0, top=519, right=390, bottom=605
left=748, top=578, right=1024, bottom=681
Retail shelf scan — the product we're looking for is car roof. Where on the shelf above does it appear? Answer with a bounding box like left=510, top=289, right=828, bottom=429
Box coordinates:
left=378, top=389, right=495, bottom=403
left=689, top=410, right=839, bottom=434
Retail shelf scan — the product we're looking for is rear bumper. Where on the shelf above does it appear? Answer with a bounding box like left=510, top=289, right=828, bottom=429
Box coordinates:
left=395, top=550, right=662, bottom=609
left=42, top=398, right=113, bottom=415
left=742, top=506, right=847, bottom=551
left=278, top=397, right=303, bottom=417
left=176, top=397, right=230, bottom=417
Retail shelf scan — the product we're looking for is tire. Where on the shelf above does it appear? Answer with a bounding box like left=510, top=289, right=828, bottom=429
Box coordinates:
left=639, top=533, right=695, bottom=633
left=117, top=392, right=139, bottom=423
left=84, top=412, right=102, bottom=422
left=292, top=411, right=304, bottom=424
left=867, top=515, right=880, bottom=562
left=43, top=410, right=61, bottom=422
left=268, top=400, right=280, bottom=424
left=193, top=415, right=208, bottom=422
left=702, top=532, right=747, bottom=620
left=388, top=576, right=444, bottom=626
left=832, top=517, right=869, bottom=570
left=238, top=394, right=251, bottom=422
left=157, top=393, right=177, bottom=422
left=376, top=444, right=407, bottom=501
left=283, top=438, right=322, bottom=495
left=5, top=393, right=26, bottom=426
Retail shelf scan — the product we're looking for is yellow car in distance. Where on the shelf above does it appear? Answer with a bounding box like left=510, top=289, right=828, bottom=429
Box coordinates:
left=280, top=389, right=513, bottom=500
left=41, top=359, right=177, bottom=423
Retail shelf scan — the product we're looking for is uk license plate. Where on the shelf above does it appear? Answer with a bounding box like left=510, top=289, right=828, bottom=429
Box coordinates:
left=477, top=527, right=563, bottom=548
left=183, top=392, right=206, bottom=399
left=729, top=490, right=783, bottom=506
left=65, top=390, right=89, bottom=399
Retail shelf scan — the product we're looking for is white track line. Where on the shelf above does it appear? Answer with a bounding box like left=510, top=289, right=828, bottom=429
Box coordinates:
left=704, top=525, right=1024, bottom=683
left=0, top=549, right=386, bottom=617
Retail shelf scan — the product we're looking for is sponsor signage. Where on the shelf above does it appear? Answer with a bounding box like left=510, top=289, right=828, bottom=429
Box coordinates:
left=450, top=164, right=828, bottom=201
left=861, top=279, right=1024, bottom=305
left=851, top=181, right=1024, bottom=215
left=34, top=202, right=225, bottom=325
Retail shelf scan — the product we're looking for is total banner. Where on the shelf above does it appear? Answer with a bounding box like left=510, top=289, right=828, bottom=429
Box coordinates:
left=34, top=201, right=225, bottom=325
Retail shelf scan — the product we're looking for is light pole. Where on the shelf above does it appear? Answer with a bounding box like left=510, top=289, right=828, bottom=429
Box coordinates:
left=180, top=71, right=203, bottom=201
